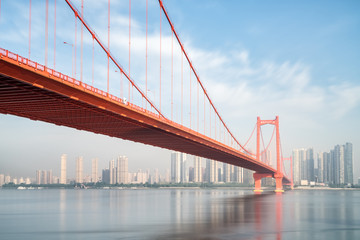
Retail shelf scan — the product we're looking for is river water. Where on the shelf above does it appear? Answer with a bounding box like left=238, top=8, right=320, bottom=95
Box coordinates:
left=0, top=188, right=359, bottom=239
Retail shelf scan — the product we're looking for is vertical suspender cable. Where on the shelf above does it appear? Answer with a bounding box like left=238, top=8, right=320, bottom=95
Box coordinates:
left=145, top=0, right=148, bottom=110
left=92, top=37, right=94, bottom=86
left=215, top=113, right=216, bottom=140
left=219, top=121, right=221, bottom=142
left=75, top=12, right=77, bottom=78
left=181, top=51, right=183, bottom=125
left=171, top=31, right=173, bottom=121
left=189, top=66, right=191, bottom=129
left=121, top=70, right=123, bottom=98
left=107, top=0, right=110, bottom=93
left=54, top=0, right=56, bottom=69
left=197, top=79, right=199, bottom=132
left=29, top=0, right=31, bottom=59
left=218, top=118, right=220, bottom=141
left=159, top=4, right=162, bottom=112
left=45, top=0, right=48, bottom=67
left=204, top=93, right=206, bottom=135
left=129, top=0, right=132, bottom=102
left=81, top=0, right=83, bottom=82
left=209, top=103, right=211, bottom=138
left=128, top=0, right=131, bottom=101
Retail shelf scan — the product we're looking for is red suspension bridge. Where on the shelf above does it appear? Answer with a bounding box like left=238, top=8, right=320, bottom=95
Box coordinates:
left=0, top=0, right=292, bottom=191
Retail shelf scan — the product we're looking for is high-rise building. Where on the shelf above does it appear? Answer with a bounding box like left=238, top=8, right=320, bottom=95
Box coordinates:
left=218, top=168, right=222, bottom=182
left=329, top=143, right=353, bottom=185
left=188, top=167, right=194, bottom=182
left=180, top=154, right=188, bottom=183
left=233, top=166, right=243, bottom=183
left=293, top=149, right=300, bottom=185
left=242, top=169, right=254, bottom=185
left=223, top=163, right=231, bottom=183
left=132, top=169, right=148, bottom=184
left=47, top=170, right=52, bottom=184
left=0, top=174, right=4, bottom=186
left=306, top=148, right=315, bottom=182
left=18, top=177, right=25, bottom=184
left=5, top=175, right=11, bottom=184
left=116, top=158, right=121, bottom=184
left=165, top=169, right=170, bottom=183
left=317, top=153, right=324, bottom=183
left=36, top=170, right=49, bottom=184
left=344, top=142, right=353, bottom=184
left=300, top=149, right=307, bottom=181
left=323, top=152, right=329, bottom=183
left=193, top=156, right=202, bottom=183
left=91, top=158, right=98, bottom=183
left=76, top=156, right=83, bottom=183
left=60, top=154, right=67, bottom=184
left=153, top=168, right=160, bottom=183
left=36, top=170, right=41, bottom=184
left=171, top=152, right=183, bottom=183
left=109, top=159, right=115, bottom=184
left=333, top=145, right=343, bottom=184
left=25, top=178, right=31, bottom=185
left=230, top=165, right=235, bottom=182
left=102, top=169, right=110, bottom=184
left=206, top=159, right=218, bottom=183
left=297, top=142, right=353, bottom=185
left=52, top=176, right=59, bottom=184
left=292, top=148, right=307, bottom=185
left=41, top=170, right=47, bottom=184
left=117, top=156, right=129, bottom=184
left=170, top=152, right=188, bottom=183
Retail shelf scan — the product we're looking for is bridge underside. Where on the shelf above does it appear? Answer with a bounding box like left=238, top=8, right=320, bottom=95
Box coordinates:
left=0, top=56, right=291, bottom=183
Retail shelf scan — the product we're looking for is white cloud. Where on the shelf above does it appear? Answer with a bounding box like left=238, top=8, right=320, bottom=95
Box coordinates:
left=328, top=83, right=360, bottom=119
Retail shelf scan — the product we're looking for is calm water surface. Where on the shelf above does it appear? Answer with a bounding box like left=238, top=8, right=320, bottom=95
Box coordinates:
left=0, top=188, right=359, bottom=239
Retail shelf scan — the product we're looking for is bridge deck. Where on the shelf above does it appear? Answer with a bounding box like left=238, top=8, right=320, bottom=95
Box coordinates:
left=0, top=49, right=290, bottom=183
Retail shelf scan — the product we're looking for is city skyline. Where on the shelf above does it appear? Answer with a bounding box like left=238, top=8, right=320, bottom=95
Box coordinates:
left=293, top=142, right=354, bottom=186
left=1, top=0, right=359, bottom=181
left=1, top=141, right=355, bottom=186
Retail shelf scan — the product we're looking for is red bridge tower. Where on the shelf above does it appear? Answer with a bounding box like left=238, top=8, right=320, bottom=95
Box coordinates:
left=253, top=116, right=284, bottom=193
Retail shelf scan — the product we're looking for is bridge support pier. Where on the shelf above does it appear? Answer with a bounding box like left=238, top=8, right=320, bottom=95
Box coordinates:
left=274, top=172, right=284, bottom=193
left=253, top=173, right=272, bottom=193
left=253, top=172, right=284, bottom=193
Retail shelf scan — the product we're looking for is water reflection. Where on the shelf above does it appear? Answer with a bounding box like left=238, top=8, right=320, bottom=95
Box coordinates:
left=1, top=189, right=360, bottom=239
left=157, top=190, right=285, bottom=240
left=59, top=189, right=66, bottom=235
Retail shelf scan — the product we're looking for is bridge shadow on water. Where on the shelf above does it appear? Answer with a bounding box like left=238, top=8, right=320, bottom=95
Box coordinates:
left=151, top=190, right=285, bottom=240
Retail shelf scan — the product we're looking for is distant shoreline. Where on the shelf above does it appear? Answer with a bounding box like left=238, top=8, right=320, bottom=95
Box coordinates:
left=294, top=186, right=360, bottom=191
left=1, top=185, right=359, bottom=191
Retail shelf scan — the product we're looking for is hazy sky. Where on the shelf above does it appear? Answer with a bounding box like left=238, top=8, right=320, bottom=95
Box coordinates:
left=1, top=0, right=359, bottom=181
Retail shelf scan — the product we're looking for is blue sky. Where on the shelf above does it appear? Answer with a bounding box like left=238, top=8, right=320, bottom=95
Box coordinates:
left=0, top=0, right=359, bottom=181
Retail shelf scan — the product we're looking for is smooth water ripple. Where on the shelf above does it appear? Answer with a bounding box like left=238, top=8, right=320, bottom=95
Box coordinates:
left=0, top=189, right=359, bottom=239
